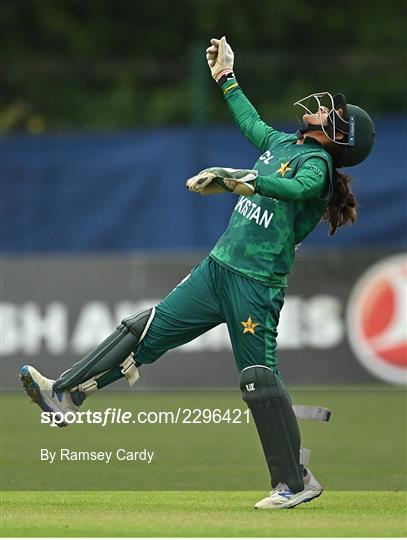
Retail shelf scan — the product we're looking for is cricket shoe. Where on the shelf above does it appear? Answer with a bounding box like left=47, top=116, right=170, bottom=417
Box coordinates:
left=254, top=469, right=323, bottom=509
left=20, top=365, right=78, bottom=427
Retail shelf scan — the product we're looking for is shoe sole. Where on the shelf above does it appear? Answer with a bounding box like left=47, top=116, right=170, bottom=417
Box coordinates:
left=20, top=366, right=67, bottom=427
left=255, top=489, right=323, bottom=510
left=284, top=489, right=323, bottom=509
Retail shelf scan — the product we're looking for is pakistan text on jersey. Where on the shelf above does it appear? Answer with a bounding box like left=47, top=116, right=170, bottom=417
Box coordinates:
left=234, top=197, right=274, bottom=229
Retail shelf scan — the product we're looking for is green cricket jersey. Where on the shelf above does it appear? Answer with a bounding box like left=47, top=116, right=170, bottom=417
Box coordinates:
left=210, top=79, right=333, bottom=288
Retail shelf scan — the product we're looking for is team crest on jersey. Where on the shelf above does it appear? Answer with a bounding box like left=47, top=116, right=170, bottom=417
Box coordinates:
left=241, top=316, right=260, bottom=335
left=277, top=161, right=292, bottom=177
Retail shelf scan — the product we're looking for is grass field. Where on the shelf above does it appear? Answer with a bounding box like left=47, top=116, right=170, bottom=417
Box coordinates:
left=1, top=388, right=406, bottom=536
left=2, top=490, right=407, bottom=537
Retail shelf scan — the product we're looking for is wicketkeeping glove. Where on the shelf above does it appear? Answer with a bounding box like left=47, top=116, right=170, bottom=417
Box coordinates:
left=186, top=167, right=258, bottom=197
left=206, top=36, right=234, bottom=80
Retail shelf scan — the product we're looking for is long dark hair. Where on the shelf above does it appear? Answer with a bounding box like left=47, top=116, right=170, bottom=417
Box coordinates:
left=323, top=144, right=358, bottom=236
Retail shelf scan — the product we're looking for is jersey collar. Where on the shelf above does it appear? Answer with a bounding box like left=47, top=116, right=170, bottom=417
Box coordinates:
left=302, top=136, right=324, bottom=148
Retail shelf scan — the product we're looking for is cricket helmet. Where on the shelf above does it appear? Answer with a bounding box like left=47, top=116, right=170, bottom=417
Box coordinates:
left=294, top=92, right=375, bottom=167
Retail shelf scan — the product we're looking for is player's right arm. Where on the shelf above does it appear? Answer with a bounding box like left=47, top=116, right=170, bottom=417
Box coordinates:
left=256, top=157, right=329, bottom=201
left=206, top=37, right=278, bottom=153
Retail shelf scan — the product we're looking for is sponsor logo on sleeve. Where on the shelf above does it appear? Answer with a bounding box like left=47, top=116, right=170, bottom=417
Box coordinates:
left=304, top=162, right=324, bottom=177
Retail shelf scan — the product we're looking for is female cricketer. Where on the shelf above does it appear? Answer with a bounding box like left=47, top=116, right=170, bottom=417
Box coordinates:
left=21, top=37, right=375, bottom=509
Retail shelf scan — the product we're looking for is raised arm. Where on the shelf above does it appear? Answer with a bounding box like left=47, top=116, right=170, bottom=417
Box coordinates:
left=206, top=37, right=278, bottom=153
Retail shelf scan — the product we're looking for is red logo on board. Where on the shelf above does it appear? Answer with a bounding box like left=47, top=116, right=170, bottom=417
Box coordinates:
left=347, top=254, right=407, bottom=385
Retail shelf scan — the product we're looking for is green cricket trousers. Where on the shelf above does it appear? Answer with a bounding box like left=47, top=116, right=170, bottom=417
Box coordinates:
left=134, top=256, right=285, bottom=372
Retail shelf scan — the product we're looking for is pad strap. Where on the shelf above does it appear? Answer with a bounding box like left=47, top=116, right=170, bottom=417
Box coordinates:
left=300, top=447, right=311, bottom=467
left=77, top=378, right=98, bottom=396
left=293, top=405, right=331, bottom=422
left=121, top=356, right=140, bottom=385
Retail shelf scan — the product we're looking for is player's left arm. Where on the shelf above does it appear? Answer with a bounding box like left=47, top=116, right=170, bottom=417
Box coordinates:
left=255, top=157, right=328, bottom=201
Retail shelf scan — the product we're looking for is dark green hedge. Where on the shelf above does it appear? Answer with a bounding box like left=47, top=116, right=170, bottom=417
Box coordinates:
left=1, top=0, right=405, bottom=132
